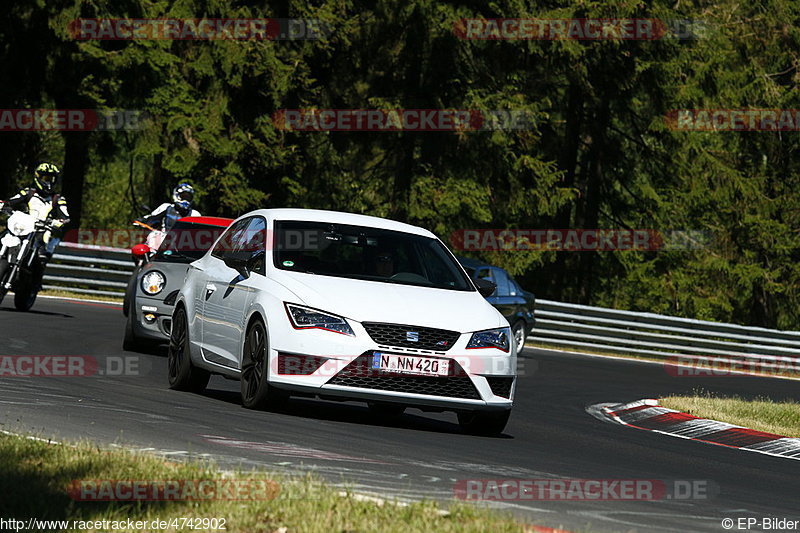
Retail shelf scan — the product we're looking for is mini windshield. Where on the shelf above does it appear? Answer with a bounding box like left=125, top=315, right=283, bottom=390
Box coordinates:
left=155, top=221, right=228, bottom=263
left=273, top=221, right=473, bottom=291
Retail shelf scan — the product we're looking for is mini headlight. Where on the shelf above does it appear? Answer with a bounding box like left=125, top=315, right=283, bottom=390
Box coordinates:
left=141, top=270, right=166, bottom=296
left=467, top=327, right=511, bottom=352
left=285, top=303, right=355, bottom=336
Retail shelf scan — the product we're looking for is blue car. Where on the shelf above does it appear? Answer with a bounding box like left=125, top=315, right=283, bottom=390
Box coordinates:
left=458, top=256, right=535, bottom=353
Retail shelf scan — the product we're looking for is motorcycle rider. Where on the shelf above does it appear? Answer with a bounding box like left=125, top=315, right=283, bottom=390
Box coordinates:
left=138, top=183, right=200, bottom=233
left=0, top=162, right=70, bottom=285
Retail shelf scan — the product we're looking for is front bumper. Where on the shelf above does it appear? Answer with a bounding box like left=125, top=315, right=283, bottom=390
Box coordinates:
left=131, top=294, right=174, bottom=342
left=268, top=320, right=516, bottom=411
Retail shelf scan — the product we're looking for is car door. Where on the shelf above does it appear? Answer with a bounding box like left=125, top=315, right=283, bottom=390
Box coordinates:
left=200, top=217, right=255, bottom=368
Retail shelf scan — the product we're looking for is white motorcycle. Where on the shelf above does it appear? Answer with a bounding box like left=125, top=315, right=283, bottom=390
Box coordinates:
left=0, top=206, right=58, bottom=311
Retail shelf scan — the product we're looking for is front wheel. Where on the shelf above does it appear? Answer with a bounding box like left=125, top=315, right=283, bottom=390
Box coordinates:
left=0, top=258, right=8, bottom=305
left=511, top=320, right=527, bottom=354
left=13, top=282, right=37, bottom=312
left=457, top=410, right=511, bottom=436
left=240, top=319, right=286, bottom=410
left=167, top=306, right=210, bottom=392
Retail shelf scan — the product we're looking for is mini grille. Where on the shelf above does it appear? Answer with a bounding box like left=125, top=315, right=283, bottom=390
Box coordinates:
left=362, top=323, right=460, bottom=351
left=485, top=376, right=514, bottom=398
left=326, top=354, right=480, bottom=400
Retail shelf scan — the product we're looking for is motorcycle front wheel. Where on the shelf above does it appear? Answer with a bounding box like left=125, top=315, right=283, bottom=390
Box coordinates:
left=13, top=281, right=37, bottom=311
left=0, top=257, right=9, bottom=305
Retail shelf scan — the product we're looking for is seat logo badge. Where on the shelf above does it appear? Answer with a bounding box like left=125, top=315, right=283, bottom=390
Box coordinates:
left=406, top=331, right=419, bottom=342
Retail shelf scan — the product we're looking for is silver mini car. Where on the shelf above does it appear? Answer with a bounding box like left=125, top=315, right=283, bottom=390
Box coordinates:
left=123, top=216, right=233, bottom=351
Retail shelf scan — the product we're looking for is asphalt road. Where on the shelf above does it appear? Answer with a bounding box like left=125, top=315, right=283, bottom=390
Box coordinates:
left=1, top=297, right=799, bottom=532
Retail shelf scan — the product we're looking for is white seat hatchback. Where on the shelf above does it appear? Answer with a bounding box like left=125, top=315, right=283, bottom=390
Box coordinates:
left=168, top=209, right=516, bottom=435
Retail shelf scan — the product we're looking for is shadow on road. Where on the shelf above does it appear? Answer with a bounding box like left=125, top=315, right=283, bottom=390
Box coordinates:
left=199, top=387, right=514, bottom=438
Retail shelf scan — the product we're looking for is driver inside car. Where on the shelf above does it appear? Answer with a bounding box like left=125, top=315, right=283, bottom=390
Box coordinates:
left=373, top=250, right=395, bottom=278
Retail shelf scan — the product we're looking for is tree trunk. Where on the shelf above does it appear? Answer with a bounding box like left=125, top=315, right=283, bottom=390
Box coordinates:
left=61, top=132, right=91, bottom=230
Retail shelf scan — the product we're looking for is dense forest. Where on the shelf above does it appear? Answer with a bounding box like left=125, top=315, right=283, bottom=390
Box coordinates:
left=1, top=0, right=799, bottom=329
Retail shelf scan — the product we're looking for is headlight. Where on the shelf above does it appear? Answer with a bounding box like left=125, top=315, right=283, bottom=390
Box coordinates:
left=285, top=303, right=355, bottom=336
left=466, top=327, right=511, bottom=352
left=141, top=270, right=166, bottom=296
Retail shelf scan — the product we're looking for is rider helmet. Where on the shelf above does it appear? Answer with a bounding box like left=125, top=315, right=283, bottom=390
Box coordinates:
left=34, top=163, right=61, bottom=195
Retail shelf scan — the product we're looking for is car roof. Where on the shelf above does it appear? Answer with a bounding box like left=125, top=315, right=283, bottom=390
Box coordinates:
left=177, top=216, right=234, bottom=227
left=244, top=208, right=437, bottom=238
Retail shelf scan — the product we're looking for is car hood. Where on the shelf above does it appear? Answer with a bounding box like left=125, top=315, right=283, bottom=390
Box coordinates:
left=272, top=271, right=505, bottom=333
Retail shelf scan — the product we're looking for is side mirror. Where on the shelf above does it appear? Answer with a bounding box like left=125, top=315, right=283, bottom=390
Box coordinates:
left=132, top=244, right=150, bottom=257
left=223, top=250, right=264, bottom=278
left=223, top=252, right=250, bottom=278
left=475, top=278, right=496, bottom=297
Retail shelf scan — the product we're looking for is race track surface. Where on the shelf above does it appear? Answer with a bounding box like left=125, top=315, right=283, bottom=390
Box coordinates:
left=1, top=297, right=798, bottom=532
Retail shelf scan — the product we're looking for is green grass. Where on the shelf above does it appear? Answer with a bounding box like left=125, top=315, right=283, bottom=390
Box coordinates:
left=39, top=289, right=124, bottom=304
left=660, top=393, right=800, bottom=437
left=0, top=432, right=533, bottom=533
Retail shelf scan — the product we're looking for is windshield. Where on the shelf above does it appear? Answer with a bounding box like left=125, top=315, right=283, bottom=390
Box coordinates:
left=155, top=221, right=228, bottom=263
left=273, top=221, right=473, bottom=291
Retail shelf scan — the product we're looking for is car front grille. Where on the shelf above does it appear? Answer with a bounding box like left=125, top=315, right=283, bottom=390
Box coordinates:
left=485, top=376, right=514, bottom=398
left=362, top=322, right=460, bottom=352
left=326, top=354, right=481, bottom=400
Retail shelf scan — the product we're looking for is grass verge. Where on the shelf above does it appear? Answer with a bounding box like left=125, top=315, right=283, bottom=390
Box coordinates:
left=660, top=393, right=800, bottom=437
left=39, top=289, right=123, bottom=304
left=0, top=432, right=530, bottom=533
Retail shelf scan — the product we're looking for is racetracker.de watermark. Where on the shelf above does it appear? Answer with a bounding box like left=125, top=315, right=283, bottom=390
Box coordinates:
left=454, top=18, right=708, bottom=40
left=0, top=355, right=146, bottom=377
left=272, top=109, right=535, bottom=131
left=664, top=356, right=800, bottom=378
left=274, top=353, right=532, bottom=377
left=69, top=18, right=332, bottom=40
left=454, top=479, right=716, bottom=501
left=666, top=109, right=800, bottom=131
left=67, top=479, right=280, bottom=501
left=450, top=229, right=711, bottom=251
left=0, top=109, right=147, bottom=132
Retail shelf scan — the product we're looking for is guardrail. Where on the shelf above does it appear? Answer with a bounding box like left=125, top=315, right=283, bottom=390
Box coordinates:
left=43, top=243, right=800, bottom=368
left=43, top=242, right=133, bottom=298
left=531, top=299, right=800, bottom=370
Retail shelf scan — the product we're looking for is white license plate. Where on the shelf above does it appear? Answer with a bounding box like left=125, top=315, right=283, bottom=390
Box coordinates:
left=371, top=353, right=449, bottom=376
left=1, top=234, right=20, bottom=248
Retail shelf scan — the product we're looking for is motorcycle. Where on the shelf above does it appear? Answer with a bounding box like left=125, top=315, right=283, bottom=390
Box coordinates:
left=0, top=206, right=58, bottom=311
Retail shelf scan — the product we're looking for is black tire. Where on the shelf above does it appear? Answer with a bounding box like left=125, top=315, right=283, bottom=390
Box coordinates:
left=457, top=410, right=511, bottom=436
left=240, top=319, right=286, bottom=410
left=0, top=258, right=8, bottom=305
left=167, top=306, right=210, bottom=392
left=367, top=402, right=406, bottom=417
left=511, top=320, right=527, bottom=354
left=122, top=297, right=154, bottom=353
left=123, top=265, right=141, bottom=317
left=122, top=312, right=142, bottom=352
left=13, top=284, right=37, bottom=312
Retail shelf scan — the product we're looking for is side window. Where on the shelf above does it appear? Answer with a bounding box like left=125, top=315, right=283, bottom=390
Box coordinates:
left=476, top=268, right=493, bottom=282
left=242, top=217, right=267, bottom=275
left=493, top=268, right=511, bottom=297
left=211, top=218, right=250, bottom=259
